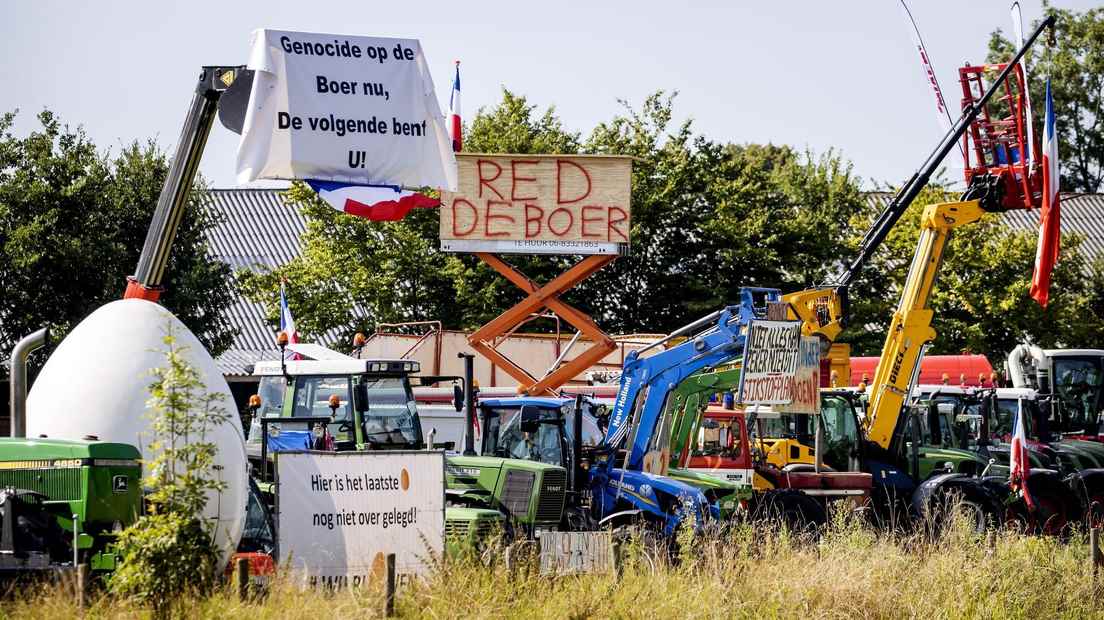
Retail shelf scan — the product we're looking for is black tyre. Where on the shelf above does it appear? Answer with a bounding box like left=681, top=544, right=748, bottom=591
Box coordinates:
left=1013, top=476, right=1081, bottom=536
left=753, top=490, right=828, bottom=533
left=927, top=483, right=1000, bottom=535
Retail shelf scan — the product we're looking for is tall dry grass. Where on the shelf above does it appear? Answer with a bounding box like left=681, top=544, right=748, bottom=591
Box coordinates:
left=3, top=509, right=1102, bottom=620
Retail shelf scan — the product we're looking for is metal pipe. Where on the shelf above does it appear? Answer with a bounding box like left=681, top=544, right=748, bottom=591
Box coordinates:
left=460, top=353, right=476, bottom=456
left=636, top=310, right=724, bottom=356
left=10, top=327, right=49, bottom=438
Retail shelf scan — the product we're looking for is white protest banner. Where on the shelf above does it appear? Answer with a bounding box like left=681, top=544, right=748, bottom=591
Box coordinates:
left=737, top=320, right=802, bottom=405
left=276, top=450, right=444, bottom=587
left=777, top=336, right=822, bottom=414
left=237, top=29, right=457, bottom=190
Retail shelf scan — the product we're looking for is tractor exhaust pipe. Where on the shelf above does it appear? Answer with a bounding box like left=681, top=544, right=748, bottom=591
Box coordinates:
left=10, top=327, right=49, bottom=438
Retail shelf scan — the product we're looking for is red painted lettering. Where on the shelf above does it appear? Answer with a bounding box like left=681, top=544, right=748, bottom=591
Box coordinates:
left=547, top=207, right=574, bottom=236
left=510, top=160, right=539, bottom=201
left=484, top=200, right=514, bottom=237
left=524, top=204, right=544, bottom=237
left=451, top=198, right=477, bottom=236
left=607, top=206, right=628, bottom=241
left=556, top=159, right=592, bottom=204
left=580, top=206, right=603, bottom=238
left=477, top=160, right=505, bottom=199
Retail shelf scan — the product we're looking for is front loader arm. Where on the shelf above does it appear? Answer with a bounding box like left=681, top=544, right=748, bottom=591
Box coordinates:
left=603, top=288, right=780, bottom=473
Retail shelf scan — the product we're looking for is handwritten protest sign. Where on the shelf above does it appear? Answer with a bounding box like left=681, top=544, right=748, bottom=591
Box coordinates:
left=236, top=29, right=457, bottom=190
left=439, top=153, right=632, bottom=255
left=737, top=320, right=803, bottom=405
left=277, top=451, right=444, bottom=587
left=776, top=336, right=822, bottom=414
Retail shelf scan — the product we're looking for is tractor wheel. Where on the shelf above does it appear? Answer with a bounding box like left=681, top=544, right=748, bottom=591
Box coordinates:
left=1022, top=478, right=1079, bottom=537
left=930, top=484, right=999, bottom=535
left=754, top=490, right=827, bottom=534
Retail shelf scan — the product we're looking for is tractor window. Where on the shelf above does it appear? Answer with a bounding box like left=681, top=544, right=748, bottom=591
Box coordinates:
left=1053, top=357, right=1104, bottom=435
left=697, top=418, right=742, bottom=459
left=491, top=407, right=565, bottom=466
left=256, top=376, right=286, bottom=418
left=820, top=395, right=859, bottom=471
left=358, top=376, right=423, bottom=447
left=292, top=376, right=352, bottom=419
left=563, top=404, right=604, bottom=447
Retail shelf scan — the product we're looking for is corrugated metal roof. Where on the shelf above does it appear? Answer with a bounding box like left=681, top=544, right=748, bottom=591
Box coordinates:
left=202, top=188, right=356, bottom=376
left=864, top=192, right=1104, bottom=265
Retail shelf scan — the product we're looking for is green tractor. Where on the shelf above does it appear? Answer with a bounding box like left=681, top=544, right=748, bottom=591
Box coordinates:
left=1, top=328, right=143, bottom=577
left=0, top=438, right=143, bottom=575
left=245, top=346, right=565, bottom=546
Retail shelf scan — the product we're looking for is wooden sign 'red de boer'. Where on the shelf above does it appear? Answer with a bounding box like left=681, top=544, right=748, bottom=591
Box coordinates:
left=439, top=154, right=632, bottom=255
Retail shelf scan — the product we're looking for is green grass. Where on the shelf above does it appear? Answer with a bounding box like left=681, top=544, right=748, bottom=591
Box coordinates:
left=4, top=512, right=1103, bottom=619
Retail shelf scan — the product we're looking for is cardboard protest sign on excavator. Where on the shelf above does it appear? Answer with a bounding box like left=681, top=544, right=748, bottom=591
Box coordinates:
left=439, top=153, right=632, bottom=255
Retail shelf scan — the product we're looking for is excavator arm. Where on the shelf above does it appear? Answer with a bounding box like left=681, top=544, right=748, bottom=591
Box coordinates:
left=603, top=288, right=780, bottom=472
left=123, top=65, right=251, bottom=301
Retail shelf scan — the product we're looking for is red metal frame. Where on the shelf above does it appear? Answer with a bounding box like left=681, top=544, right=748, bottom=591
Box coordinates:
left=959, top=62, right=1042, bottom=211
left=468, top=253, right=616, bottom=396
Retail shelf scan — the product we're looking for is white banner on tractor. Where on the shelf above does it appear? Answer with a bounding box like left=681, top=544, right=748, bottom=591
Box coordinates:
left=737, top=320, right=803, bottom=406
left=236, top=29, right=457, bottom=190
left=276, top=450, right=444, bottom=587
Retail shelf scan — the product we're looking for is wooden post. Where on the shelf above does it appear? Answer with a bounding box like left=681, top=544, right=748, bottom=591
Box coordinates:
left=235, top=556, right=249, bottom=601
left=385, top=553, right=396, bottom=617
left=76, top=563, right=89, bottom=610
left=1092, top=528, right=1103, bottom=583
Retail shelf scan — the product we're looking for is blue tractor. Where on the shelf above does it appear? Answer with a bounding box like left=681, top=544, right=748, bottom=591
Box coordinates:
left=476, top=287, right=782, bottom=536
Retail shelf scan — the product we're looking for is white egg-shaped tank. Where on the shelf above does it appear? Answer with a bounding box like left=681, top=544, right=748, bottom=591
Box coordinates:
left=27, top=299, right=247, bottom=568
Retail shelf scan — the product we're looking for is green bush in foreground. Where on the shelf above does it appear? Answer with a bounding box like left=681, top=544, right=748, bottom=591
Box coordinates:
left=108, top=328, right=230, bottom=617
left=6, top=510, right=1103, bottom=620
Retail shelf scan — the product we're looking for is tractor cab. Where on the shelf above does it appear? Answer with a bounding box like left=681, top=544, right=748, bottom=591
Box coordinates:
left=247, top=356, right=425, bottom=464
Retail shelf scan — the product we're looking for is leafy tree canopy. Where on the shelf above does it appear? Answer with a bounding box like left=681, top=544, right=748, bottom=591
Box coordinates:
left=0, top=109, right=236, bottom=376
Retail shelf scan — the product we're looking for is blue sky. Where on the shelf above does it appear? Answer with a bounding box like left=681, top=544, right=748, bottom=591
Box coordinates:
left=1, top=0, right=1095, bottom=189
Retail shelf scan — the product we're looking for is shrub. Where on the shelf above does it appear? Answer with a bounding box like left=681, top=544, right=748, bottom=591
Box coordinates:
left=109, top=326, right=229, bottom=617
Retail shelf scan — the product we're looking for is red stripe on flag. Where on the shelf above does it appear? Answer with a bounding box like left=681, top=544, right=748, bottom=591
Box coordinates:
left=450, top=115, right=462, bottom=152
left=343, top=192, right=441, bottom=221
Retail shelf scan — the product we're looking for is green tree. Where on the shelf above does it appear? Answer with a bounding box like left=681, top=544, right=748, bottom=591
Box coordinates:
left=238, top=181, right=468, bottom=342
left=0, top=110, right=236, bottom=375
left=987, top=4, right=1104, bottom=192
left=110, top=327, right=228, bottom=616
left=842, top=185, right=1104, bottom=358
left=242, top=90, right=866, bottom=339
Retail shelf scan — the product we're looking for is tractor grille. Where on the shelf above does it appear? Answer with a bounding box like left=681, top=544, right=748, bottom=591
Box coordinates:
left=0, top=467, right=82, bottom=501
left=535, top=470, right=567, bottom=525
left=501, top=469, right=535, bottom=520
left=444, top=519, right=470, bottom=538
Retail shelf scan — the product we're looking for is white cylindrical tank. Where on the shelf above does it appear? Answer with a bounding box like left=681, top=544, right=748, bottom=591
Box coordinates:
left=27, top=299, right=247, bottom=567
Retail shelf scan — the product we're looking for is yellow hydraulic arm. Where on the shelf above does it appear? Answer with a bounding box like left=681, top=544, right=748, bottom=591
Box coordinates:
left=863, top=200, right=984, bottom=449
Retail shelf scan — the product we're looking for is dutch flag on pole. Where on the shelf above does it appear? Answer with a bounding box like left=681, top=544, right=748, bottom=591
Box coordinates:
left=1010, top=400, right=1035, bottom=510
left=279, top=282, right=300, bottom=359
left=305, top=180, right=439, bottom=222
left=448, top=61, right=462, bottom=152
left=1030, top=79, right=1061, bottom=308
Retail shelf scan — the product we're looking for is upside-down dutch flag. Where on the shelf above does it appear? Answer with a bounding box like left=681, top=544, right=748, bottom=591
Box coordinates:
left=448, top=61, right=461, bottom=152
left=1010, top=400, right=1035, bottom=510
left=305, top=180, right=440, bottom=222
left=1030, top=79, right=1061, bottom=308
left=279, top=282, right=300, bottom=360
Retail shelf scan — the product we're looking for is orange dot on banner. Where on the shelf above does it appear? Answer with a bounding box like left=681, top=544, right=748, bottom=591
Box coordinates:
left=371, top=552, right=386, bottom=580
left=401, top=469, right=410, bottom=491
